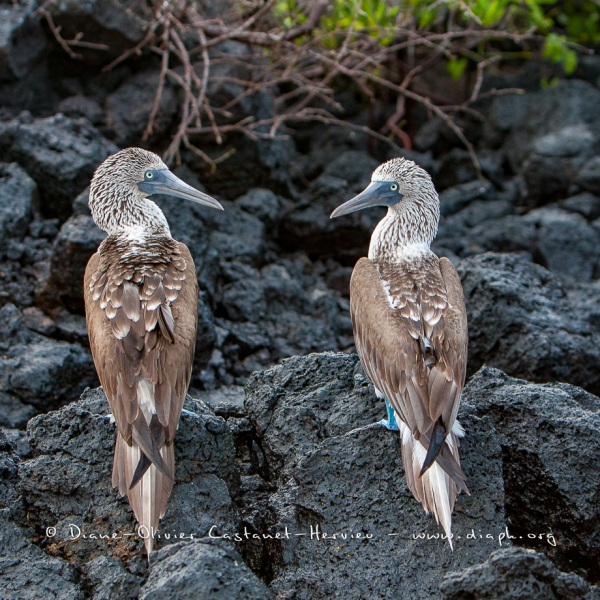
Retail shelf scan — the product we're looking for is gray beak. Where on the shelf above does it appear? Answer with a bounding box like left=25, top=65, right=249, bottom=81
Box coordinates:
left=139, top=169, right=224, bottom=211
left=330, top=181, right=402, bottom=218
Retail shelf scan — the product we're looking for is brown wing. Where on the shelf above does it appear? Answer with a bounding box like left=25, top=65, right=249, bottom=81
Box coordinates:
left=349, top=256, right=467, bottom=441
left=84, top=237, right=198, bottom=453
left=438, top=256, right=468, bottom=426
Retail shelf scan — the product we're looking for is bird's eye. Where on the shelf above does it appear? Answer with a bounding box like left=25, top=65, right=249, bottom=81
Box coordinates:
left=145, top=171, right=154, bottom=180
left=391, top=183, right=398, bottom=191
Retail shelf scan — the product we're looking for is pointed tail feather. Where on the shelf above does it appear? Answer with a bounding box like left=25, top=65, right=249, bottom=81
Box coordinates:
left=112, top=434, right=175, bottom=555
left=419, top=418, right=447, bottom=478
left=400, top=421, right=465, bottom=549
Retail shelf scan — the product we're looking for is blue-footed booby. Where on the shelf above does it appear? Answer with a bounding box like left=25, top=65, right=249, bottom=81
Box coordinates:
left=84, top=148, right=223, bottom=555
left=331, top=157, right=468, bottom=547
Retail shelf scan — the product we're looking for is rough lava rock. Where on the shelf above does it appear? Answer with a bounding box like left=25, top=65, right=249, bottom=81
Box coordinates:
left=1, top=352, right=599, bottom=597
left=0, top=430, right=19, bottom=510
left=43, top=0, right=153, bottom=64
left=0, top=162, right=36, bottom=252
left=243, top=353, right=600, bottom=597
left=458, top=252, right=600, bottom=395
left=245, top=352, right=507, bottom=599
left=441, top=547, right=599, bottom=600
left=484, top=80, right=600, bottom=208
left=139, top=540, right=273, bottom=600
left=17, top=387, right=240, bottom=564
left=105, top=70, right=178, bottom=147
left=280, top=150, right=382, bottom=258
left=0, top=4, right=46, bottom=82
left=0, top=114, right=117, bottom=220
left=0, top=511, right=84, bottom=600
left=37, top=215, right=106, bottom=314
left=463, top=207, right=600, bottom=282
left=0, top=303, right=96, bottom=428
left=463, top=366, right=600, bottom=583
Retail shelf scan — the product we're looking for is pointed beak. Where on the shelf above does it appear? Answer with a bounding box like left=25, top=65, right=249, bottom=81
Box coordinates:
left=330, top=181, right=402, bottom=218
left=138, top=169, right=224, bottom=211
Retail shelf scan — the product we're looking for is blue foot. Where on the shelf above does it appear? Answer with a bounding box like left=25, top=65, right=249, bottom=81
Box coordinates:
left=379, top=398, right=399, bottom=431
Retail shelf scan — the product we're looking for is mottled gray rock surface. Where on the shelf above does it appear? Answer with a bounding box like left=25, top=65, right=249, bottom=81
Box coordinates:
left=441, top=547, right=599, bottom=600
left=463, top=366, right=600, bottom=582
left=0, top=162, right=36, bottom=251
left=459, top=252, right=600, bottom=395
left=140, top=540, right=273, bottom=600
left=0, top=114, right=117, bottom=219
left=0, top=430, right=19, bottom=509
left=18, top=387, right=240, bottom=564
left=0, top=4, right=46, bottom=82
left=0, top=512, right=83, bottom=600
left=244, top=353, right=599, bottom=598
left=1, top=353, right=599, bottom=598
left=0, top=303, right=96, bottom=428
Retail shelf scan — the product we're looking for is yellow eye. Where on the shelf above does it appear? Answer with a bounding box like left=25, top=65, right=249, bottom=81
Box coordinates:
left=145, top=171, right=154, bottom=179
left=391, top=183, right=398, bottom=191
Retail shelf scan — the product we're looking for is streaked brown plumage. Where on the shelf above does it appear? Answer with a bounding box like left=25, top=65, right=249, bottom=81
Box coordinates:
left=331, top=157, right=468, bottom=546
left=84, top=148, right=222, bottom=555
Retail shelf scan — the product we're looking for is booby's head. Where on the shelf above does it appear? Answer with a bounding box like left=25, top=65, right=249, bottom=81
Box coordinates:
left=331, top=157, right=440, bottom=258
left=89, top=147, right=223, bottom=236
left=330, top=157, right=435, bottom=219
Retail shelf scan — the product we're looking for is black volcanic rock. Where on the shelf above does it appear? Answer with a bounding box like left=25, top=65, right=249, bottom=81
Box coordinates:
left=139, top=540, right=273, bottom=600
left=439, top=180, right=499, bottom=217
left=37, top=215, right=106, bottom=314
left=484, top=80, right=600, bottom=208
left=0, top=303, right=96, bottom=428
left=280, top=150, right=382, bottom=258
left=441, top=547, right=598, bottom=599
left=2, top=352, right=599, bottom=597
left=43, top=0, right=153, bottom=64
left=245, top=352, right=507, bottom=599
left=245, top=353, right=381, bottom=476
left=17, top=387, right=240, bottom=563
left=558, top=191, right=600, bottom=221
left=0, top=430, right=19, bottom=509
left=463, top=207, right=600, bottom=281
left=458, top=252, right=600, bottom=394
left=463, top=367, right=600, bottom=583
left=0, top=114, right=117, bottom=220
left=0, top=4, right=46, bottom=83
left=577, top=155, right=600, bottom=196
left=244, top=353, right=600, bottom=597
left=0, top=512, right=83, bottom=600
left=105, top=70, right=178, bottom=147
left=80, top=554, right=142, bottom=600
left=234, top=188, right=283, bottom=228
left=0, top=162, right=36, bottom=252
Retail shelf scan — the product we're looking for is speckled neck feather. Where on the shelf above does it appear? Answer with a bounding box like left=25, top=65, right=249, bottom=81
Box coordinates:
left=368, top=158, right=440, bottom=263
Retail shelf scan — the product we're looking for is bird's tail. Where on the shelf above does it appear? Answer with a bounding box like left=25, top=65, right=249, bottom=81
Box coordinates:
left=112, top=433, right=175, bottom=556
left=400, top=420, right=467, bottom=549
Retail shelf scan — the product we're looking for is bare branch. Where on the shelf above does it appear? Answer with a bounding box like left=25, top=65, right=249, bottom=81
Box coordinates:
left=37, top=8, right=81, bottom=59
left=43, top=1, right=556, bottom=172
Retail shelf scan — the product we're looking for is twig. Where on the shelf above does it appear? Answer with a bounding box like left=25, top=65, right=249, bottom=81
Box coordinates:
left=38, top=8, right=81, bottom=59
left=101, top=26, right=158, bottom=72
left=142, top=21, right=171, bottom=141
left=42, top=1, right=555, bottom=172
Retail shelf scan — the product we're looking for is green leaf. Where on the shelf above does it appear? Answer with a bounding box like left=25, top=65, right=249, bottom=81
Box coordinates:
left=447, top=57, right=468, bottom=80
left=541, top=76, right=559, bottom=89
left=563, top=49, right=578, bottom=75
left=543, top=33, right=578, bottom=75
